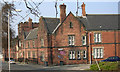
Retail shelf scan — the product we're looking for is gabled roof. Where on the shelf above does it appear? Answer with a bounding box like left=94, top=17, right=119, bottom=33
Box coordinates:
left=24, top=13, right=119, bottom=40
left=78, top=14, right=120, bottom=31
left=52, top=12, right=74, bottom=34
left=25, top=28, right=38, bottom=40
left=24, top=31, right=29, bottom=39
left=42, top=17, right=60, bottom=34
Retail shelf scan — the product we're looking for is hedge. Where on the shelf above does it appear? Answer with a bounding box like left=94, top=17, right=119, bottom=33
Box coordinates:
left=90, top=62, right=120, bottom=70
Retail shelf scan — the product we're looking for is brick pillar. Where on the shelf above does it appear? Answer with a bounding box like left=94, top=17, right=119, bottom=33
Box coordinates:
left=81, top=2, right=86, bottom=16
left=60, top=3, right=66, bottom=23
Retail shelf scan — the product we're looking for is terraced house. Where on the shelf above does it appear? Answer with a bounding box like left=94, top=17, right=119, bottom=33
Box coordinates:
left=16, top=3, right=120, bottom=65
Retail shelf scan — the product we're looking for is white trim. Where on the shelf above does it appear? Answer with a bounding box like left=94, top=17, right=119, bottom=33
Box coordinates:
left=93, top=47, right=104, bottom=49
left=52, top=23, right=61, bottom=34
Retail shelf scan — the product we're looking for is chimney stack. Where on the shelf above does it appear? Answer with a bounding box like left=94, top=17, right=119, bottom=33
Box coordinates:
left=28, top=17, right=33, bottom=29
left=60, top=3, right=66, bottom=23
left=81, top=2, right=86, bottom=16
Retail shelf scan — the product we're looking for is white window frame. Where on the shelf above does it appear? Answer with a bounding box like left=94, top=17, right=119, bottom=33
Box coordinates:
left=93, top=48, right=103, bottom=58
left=82, top=35, right=86, bottom=45
left=69, top=51, right=72, bottom=59
left=94, top=33, right=101, bottom=43
left=77, top=51, right=81, bottom=59
left=68, top=35, right=75, bottom=46
left=69, top=51, right=75, bottom=60
left=41, top=53, right=45, bottom=61
left=83, top=50, right=87, bottom=59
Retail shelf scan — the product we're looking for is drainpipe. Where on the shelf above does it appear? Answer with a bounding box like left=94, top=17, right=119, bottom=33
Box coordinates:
left=89, top=32, right=92, bottom=64
left=37, top=39, right=39, bottom=64
left=50, top=35, right=53, bottom=65
left=114, top=30, right=116, bottom=56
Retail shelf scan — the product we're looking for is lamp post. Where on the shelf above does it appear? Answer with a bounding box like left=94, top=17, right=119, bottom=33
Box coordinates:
left=8, top=10, right=10, bottom=72
left=8, top=9, right=21, bottom=72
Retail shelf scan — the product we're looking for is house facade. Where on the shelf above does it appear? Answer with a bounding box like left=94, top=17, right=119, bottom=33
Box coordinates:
left=16, top=3, right=120, bottom=65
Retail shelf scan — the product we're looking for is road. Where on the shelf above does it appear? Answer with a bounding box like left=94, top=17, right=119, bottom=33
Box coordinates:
left=2, top=61, right=90, bottom=71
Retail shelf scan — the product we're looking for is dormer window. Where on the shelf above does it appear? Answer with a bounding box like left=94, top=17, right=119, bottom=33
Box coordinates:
left=70, top=22, right=73, bottom=28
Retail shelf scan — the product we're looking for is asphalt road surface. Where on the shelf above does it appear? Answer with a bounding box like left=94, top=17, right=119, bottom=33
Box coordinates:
left=2, top=61, right=90, bottom=71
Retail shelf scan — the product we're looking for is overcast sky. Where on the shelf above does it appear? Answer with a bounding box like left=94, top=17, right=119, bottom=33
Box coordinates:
left=0, top=0, right=119, bottom=36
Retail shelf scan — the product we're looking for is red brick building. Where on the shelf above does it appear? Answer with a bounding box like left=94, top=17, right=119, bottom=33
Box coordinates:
left=17, top=3, right=120, bottom=65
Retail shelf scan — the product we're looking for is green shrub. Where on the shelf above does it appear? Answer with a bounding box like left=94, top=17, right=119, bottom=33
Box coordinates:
left=90, top=64, right=99, bottom=70
left=90, top=62, right=118, bottom=70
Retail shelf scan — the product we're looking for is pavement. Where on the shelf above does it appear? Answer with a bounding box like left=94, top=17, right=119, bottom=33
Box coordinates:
left=2, top=61, right=90, bottom=70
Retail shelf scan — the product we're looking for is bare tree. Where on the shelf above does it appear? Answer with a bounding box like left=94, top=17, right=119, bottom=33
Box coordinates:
left=2, top=2, right=16, bottom=51
left=24, top=0, right=44, bottom=17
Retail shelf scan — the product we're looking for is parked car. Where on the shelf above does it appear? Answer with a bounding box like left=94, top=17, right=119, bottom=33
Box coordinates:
left=100, top=56, right=120, bottom=62
left=8, top=58, right=16, bottom=64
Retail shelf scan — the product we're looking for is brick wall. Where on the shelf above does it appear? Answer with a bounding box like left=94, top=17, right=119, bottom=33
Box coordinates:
left=52, top=13, right=88, bottom=65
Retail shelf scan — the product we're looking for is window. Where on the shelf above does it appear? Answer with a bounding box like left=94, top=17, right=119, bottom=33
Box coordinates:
left=93, top=48, right=103, bottom=58
left=32, top=51, right=35, bottom=58
left=94, top=33, right=101, bottom=43
left=41, top=39, right=44, bottom=47
left=28, top=42, right=30, bottom=48
left=82, top=35, right=86, bottom=45
left=19, top=41, right=21, bottom=47
left=68, top=35, right=75, bottom=46
left=77, top=51, right=81, bottom=59
left=40, top=52, right=45, bottom=62
left=28, top=51, right=31, bottom=58
left=83, top=50, right=87, bottom=59
left=70, top=22, right=73, bottom=28
left=33, top=40, right=35, bottom=47
left=21, top=42, right=23, bottom=48
left=23, top=51, right=24, bottom=58
left=69, top=51, right=75, bottom=60
left=24, top=42, right=26, bottom=48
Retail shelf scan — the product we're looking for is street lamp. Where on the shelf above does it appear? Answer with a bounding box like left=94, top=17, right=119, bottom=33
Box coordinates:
left=8, top=9, right=22, bottom=71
